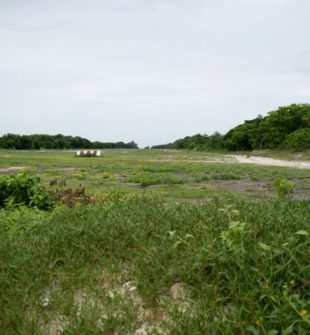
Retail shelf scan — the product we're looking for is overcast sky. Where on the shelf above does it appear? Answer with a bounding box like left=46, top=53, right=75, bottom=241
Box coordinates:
left=0, top=0, right=309, bottom=147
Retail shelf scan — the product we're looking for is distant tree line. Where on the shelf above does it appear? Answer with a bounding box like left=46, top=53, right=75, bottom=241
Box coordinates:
left=152, top=104, right=310, bottom=151
left=152, top=132, right=224, bottom=151
left=0, top=134, right=138, bottom=150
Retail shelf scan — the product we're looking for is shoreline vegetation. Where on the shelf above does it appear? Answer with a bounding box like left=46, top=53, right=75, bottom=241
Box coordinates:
left=0, top=134, right=138, bottom=150
left=151, top=104, right=310, bottom=152
left=1, top=104, right=309, bottom=152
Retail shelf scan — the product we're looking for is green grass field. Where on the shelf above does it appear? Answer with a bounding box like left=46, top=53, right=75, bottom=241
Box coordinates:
left=0, top=150, right=309, bottom=334
left=0, top=149, right=309, bottom=201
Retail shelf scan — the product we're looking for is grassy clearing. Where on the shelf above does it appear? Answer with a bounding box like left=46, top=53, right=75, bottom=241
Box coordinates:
left=0, top=150, right=310, bottom=334
left=0, top=149, right=309, bottom=200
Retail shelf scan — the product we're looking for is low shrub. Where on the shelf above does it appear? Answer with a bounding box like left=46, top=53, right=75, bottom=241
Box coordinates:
left=286, top=128, right=310, bottom=151
left=0, top=173, right=56, bottom=210
left=273, top=177, right=294, bottom=199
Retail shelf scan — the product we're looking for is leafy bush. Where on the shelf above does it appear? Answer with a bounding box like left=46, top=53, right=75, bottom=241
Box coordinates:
left=220, top=206, right=247, bottom=251
left=286, top=128, right=310, bottom=151
left=0, top=173, right=56, bottom=210
left=153, top=104, right=310, bottom=151
left=0, top=173, right=37, bottom=206
left=29, top=186, right=57, bottom=210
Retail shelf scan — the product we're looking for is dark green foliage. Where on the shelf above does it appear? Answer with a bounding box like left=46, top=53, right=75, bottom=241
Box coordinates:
left=151, top=142, right=175, bottom=149
left=286, top=128, right=310, bottom=151
left=152, top=104, right=310, bottom=152
left=0, top=134, right=138, bottom=150
left=224, top=116, right=266, bottom=151
left=0, top=173, right=56, bottom=210
left=0, top=173, right=37, bottom=207
left=152, top=132, right=225, bottom=151
left=175, top=134, right=208, bottom=149
left=263, top=104, right=310, bottom=148
left=224, top=104, right=310, bottom=151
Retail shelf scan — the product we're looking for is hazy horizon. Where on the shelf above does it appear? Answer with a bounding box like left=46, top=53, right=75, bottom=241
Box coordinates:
left=1, top=0, right=309, bottom=147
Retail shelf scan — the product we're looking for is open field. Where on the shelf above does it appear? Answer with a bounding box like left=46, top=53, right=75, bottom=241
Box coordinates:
left=0, top=150, right=310, bottom=334
left=0, top=149, right=309, bottom=201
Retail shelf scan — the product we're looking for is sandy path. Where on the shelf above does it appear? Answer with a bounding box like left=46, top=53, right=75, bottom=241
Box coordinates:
left=230, top=155, right=310, bottom=170
left=0, top=166, right=27, bottom=174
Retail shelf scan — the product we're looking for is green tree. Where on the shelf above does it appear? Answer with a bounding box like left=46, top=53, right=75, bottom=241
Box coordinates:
left=286, top=128, right=310, bottom=151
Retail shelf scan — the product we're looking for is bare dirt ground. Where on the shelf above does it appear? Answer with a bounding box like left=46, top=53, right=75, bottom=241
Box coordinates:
left=230, top=155, right=310, bottom=169
left=204, top=179, right=310, bottom=200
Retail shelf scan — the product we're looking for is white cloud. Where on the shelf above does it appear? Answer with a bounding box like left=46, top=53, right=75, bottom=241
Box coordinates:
left=0, top=0, right=309, bottom=146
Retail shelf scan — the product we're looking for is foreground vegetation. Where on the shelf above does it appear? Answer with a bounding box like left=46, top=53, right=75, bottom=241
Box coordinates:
left=1, top=195, right=309, bottom=334
left=0, top=150, right=309, bottom=334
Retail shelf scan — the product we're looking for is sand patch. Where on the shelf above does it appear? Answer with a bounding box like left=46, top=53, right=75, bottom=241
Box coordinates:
left=0, top=166, right=27, bottom=174
left=230, top=155, right=310, bottom=169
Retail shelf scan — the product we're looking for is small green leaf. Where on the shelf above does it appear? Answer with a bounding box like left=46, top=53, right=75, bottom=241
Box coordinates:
left=295, top=230, right=309, bottom=236
left=267, top=330, right=278, bottom=335
left=168, top=230, right=176, bottom=238
left=232, top=209, right=240, bottom=216
left=172, top=240, right=182, bottom=250
left=220, top=231, right=229, bottom=240
left=282, top=325, right=294, bottom=335
left=258, top=242, right=271, bottom=251
left=229, top=221, right=241, bottom=228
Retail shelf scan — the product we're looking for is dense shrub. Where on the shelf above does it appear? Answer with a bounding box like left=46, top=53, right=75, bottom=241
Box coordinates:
left=0, top=173, right=56, bottom=210
left=224, top=104, right=310, bottom=151
left=153, top=104, right=310, bottom=151
left=286, top=128, right=310, bottom=151
left=273, top=177, right=294, bottom=199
